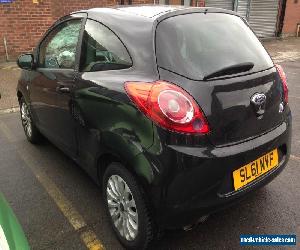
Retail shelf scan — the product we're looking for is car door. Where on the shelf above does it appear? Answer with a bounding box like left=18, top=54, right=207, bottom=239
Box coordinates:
left=29, top=15, right=85, bottom=157
left=73, top=19, right=134, bottom=174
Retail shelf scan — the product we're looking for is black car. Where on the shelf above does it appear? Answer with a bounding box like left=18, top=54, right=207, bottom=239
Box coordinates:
left=17, top=5, right=291, bottom=250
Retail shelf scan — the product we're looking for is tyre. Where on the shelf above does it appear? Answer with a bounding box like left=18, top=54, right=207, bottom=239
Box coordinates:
left=19, top=97, right=42, bottom=144
left=103, top=162, right=155, bottom=250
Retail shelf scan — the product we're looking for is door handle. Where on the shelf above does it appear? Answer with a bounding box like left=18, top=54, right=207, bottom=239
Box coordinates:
left=56, top=84, right=70, bottom=93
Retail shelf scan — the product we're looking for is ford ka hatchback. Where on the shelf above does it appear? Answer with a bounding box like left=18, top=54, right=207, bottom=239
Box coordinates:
left=16, top=5, right=291, bottom=250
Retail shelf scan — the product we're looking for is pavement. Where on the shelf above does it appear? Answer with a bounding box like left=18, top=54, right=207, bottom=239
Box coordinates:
left=0, top=64, right=20, bottom=112
left=0, top=38, right=299, bottom=249
left=266, top=37, right=300, bottom=63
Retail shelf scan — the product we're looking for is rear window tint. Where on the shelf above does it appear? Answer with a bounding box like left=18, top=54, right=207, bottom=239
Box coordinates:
left=156, top=13, right=273, bottom=80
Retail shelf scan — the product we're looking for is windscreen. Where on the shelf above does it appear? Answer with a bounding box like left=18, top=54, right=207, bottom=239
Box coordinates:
left=156, top=13, right=273, bottom=80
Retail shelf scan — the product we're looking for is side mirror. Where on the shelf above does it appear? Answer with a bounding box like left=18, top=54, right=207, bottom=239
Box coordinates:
left=17, top=54, right=35, bottom=70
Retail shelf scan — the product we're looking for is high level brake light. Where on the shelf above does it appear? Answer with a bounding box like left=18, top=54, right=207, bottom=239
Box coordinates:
left=125, top=81, right=210, bottom=134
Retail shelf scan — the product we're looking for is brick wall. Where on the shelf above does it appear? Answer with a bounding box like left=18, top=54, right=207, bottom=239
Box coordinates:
left=0, top=0, right=53, bottom=61
left=0, top=0, right=152, bottom=61
left=282, top=0, right=300, bottom=36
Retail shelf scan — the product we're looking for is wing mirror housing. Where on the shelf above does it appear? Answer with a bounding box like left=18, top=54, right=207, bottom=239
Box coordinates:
left=17, top=54, right=35, bottom=70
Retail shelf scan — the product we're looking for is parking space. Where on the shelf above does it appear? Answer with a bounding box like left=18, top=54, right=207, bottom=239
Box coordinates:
left=0, top=41, right=300, bottom=249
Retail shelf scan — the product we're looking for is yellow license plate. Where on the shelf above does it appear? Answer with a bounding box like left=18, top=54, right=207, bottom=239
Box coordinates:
left=233, top=149, right=278, bottom=191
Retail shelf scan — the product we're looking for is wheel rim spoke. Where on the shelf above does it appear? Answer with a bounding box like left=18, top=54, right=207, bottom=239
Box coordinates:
left=110, top=208, right=120, bottom=220
left=116, top=176, right=125, bottom=196
left=107, top=183, right=119, bottom=200
left=127, top=213, right=138, bottom=233
left=123, top=214, right=130, bottom=240
left=107, top=198, right=118, bottom=208
left=128, top=210, right=138, bottom=226
left=126, top=198, right=136, bottom=208
left=115, top=216, right=123, bottom=235
left=108, top=179, right=120, bottom=199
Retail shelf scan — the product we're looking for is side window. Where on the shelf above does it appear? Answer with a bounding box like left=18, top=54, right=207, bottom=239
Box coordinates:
left=80, top=19, right=132, bottom=72
left=39, top=19, right=82, bottom=69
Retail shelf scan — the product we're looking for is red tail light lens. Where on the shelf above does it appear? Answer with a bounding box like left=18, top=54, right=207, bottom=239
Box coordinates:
left=275, top=64, right=288, bottom=103
left=125, top=81, right=210, bottom=134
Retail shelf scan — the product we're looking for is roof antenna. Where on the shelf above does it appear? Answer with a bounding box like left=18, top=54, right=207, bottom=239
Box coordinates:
left=204, top=8, right=208, bottom=14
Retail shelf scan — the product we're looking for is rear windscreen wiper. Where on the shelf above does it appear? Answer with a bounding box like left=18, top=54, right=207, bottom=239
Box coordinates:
left=203, top=62, right=254, bottom=80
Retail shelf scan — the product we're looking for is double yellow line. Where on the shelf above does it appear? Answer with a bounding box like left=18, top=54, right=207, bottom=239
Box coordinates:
left=0, top=121, right=105, bottom=250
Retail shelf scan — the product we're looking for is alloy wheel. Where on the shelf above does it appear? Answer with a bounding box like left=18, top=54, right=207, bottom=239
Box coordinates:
left=107, top=175, right=139, bottom=241
left=21, top=102, right=32, bottom=138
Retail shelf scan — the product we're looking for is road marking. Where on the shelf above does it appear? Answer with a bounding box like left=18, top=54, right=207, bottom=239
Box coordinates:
left=80, top=230, right=105, bottom=250
left=0, top=107, right=20, bottom=115
left=0, top=66, right=20, bottom=70
left=0, top=121, right=105, bottom=250
left=290, top=154, right=300, bottom=162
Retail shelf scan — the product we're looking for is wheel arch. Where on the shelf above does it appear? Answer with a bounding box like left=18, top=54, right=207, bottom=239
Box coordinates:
left=17, top=87, right=30, bottom=105
left=17, top=90, right=23, bottom=101
left=96, top=151, right=154, bottom=196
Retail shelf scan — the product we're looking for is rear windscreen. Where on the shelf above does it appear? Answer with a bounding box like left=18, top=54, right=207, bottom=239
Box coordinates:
left=156, top=13, right=273, bottom=80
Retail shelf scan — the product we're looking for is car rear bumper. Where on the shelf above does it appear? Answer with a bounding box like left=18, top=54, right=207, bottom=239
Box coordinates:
left=143, top=112, right=292, bottom=229
left=158, top=153, right=289, bottom=229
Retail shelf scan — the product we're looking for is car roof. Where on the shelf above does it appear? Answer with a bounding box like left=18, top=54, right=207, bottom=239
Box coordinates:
left=74, top=5, right=237, bottom=21
left=116, top=5, right=185, bottom=18
left=73, top=5, right=239, bottom=37
left=99, top=5, right=188, bottom=19
left=80, top=5, right=190, bottom=19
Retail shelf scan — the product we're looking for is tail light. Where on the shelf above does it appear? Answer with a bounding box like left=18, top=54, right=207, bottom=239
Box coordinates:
left=275, top=64, right=288, bottom=104
left=125, top=81, right=210, bottom=134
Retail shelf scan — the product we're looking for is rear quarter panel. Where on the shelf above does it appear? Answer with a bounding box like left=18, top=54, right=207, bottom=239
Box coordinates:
left=73, top=71, right=157, bottom=184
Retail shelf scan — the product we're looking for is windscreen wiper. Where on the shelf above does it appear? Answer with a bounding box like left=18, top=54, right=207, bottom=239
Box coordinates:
left=203, top=62, right=254, bottom=80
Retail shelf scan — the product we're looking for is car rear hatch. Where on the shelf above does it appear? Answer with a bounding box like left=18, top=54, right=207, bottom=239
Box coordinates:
left=156, top=11, right=286, bottom=147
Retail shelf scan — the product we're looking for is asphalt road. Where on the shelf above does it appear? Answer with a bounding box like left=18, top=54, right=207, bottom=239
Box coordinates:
left=0, top=60, right=299, bottom=250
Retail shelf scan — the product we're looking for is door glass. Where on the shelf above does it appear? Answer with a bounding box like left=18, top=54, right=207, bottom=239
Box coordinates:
left=39, top=19, right=82, bottom=69
left=80, top=19, right=132, bottom=72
